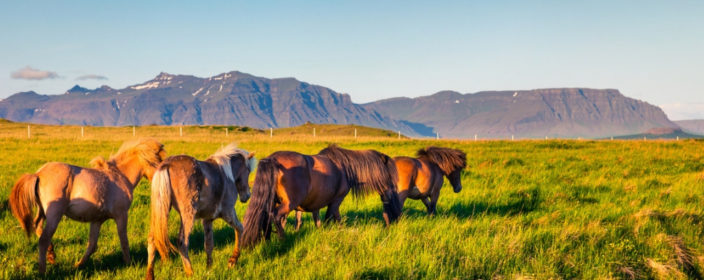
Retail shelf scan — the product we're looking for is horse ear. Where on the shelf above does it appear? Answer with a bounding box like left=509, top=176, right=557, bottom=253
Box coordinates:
left=248, top=152, right=256, bottom=159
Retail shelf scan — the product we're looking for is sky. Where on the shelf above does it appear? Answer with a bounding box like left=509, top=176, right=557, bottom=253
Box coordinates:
left=1, top=0, right=703, bottom=120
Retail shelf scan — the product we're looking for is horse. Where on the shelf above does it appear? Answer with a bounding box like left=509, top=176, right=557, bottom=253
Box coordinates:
left=9, top=138, right=166, bottom=274
left=394, top=146, right=466, bottom=215
left=240, top=144, right=402, bottom=248
left=145, top=143, right=256, bottom=280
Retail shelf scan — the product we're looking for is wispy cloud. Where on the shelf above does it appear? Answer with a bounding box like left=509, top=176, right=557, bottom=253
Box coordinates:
left=10, top=66, right=59, bottom=80
left=76, top=74, right=108, bottom=81
left=660, top=103, right=704, bottom=120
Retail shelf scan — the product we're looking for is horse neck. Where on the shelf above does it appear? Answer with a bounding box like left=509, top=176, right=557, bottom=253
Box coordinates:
left=113, top=156, right=144, bottom=190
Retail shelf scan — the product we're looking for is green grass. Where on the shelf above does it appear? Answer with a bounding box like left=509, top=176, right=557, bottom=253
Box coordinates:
left=1, top=124, right=704, bottom=279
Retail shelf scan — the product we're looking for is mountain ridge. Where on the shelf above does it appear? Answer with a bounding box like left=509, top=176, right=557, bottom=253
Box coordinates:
left=0, top=70, right=677, bottom=139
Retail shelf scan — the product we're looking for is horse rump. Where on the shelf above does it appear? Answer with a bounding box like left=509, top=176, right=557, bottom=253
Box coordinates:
left=241, top=158, right=279, bottom=248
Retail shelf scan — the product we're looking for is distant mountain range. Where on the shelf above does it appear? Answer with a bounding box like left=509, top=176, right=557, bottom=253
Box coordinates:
left=0, top=70, right=686, bottom=138
left=363, top=88, right=678, bottom=138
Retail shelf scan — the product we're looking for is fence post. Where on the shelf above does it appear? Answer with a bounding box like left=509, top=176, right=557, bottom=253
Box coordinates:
left=436, top=132, right=439, bottom=140
left=225, top=127, right=229, bottom=137
left=398, top=130, right=401, bottom=139
left=81, top=126, right=84, bottom=138
left=180, top=126, right=183, bottom=137
left=270, top=127, right=273, bottom=138
left=474, top=134, right=477, bottom=141
left=313, top=127, right=316, bottom=137
left=354, top=128, right=357, bottom=139
left=27, top=125, right=30, bottom=139
left=511, top=135, right=514, bottom=141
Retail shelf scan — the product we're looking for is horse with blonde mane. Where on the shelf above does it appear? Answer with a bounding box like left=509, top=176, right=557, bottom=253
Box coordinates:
left=9, top=138, right=166, bottom=274
left=395, top=146, right=466, bottom=215
left=146, top=143, right=256, bottom=280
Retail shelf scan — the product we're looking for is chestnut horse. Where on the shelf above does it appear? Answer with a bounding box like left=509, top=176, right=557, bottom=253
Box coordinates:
left=9, top=139, right=166, bottom=274
left=146, top=143, right=256, bottom=279
left=395, top=146, right=466, bottom=215
left=241, top=145, right=401, bottom=248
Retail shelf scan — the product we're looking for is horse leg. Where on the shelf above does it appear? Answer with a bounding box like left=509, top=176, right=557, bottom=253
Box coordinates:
left=203, top=219, right=214, bottom=268
left=37, top=202, right=66, bottom=274
left=177, top=213, right=195, bottom=276
left=312, top=210, right=321, bottom=228
left=146, top=232, right=156, bottom=280
left=34, top=215, right=56, bottom=265
left=325, top=198, right=344, bottom=224
left=75, top=221, right=103, bottom=267
left=115, top=214, right=131, bottom=264
left=274, top=204, right=291, bottom=239
left=221, top=210, right=243, bottom=267
left=421, top=196, right=437, bottom=215
left=294, top=211, right=302, bottom=231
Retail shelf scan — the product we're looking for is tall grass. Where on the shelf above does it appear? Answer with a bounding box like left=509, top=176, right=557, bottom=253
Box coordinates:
left=1, top=123, right=703, bottom=279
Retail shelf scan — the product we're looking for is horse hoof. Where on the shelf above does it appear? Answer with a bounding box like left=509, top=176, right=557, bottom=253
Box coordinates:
left=228, top=255, right=239, bottom=268
left=47, top=253, right=56, bottom=265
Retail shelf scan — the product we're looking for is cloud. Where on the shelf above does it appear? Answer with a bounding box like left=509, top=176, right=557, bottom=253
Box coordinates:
left=76, top=74, right=108, bottom=81
left=10, top=66, right=59, bottom=80
left=659, top=103, right=704, bottom=120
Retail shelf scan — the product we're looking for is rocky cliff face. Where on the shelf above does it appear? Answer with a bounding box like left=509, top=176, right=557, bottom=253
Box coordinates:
left=0, top=71, right=431, bottom=136
left=364, top=88, right=678, bottom=138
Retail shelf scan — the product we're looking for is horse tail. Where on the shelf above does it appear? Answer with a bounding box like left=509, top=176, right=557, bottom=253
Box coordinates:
left=241, top=158, right=279, bottom=248
left=10, top=174, right=40, bottom=237
left=380, top=153, right=402, bottom=223
left=150, top=165, right=175, bottom=260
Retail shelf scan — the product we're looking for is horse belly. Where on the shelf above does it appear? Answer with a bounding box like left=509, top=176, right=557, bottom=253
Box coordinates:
left=65, top=200, right=110, bottom=222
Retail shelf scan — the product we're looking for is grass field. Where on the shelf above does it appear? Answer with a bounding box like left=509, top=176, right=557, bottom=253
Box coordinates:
left=1, top=122, right=704, bottom=279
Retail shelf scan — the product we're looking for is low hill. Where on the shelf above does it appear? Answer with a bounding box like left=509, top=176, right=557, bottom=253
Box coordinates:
left=610, top=127, right=703, bottom=140
left=674, top=120, right=704, bottom=135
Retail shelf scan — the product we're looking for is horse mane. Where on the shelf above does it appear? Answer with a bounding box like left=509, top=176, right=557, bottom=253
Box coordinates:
left=318, top=144, right=398, bottom=196
left=111, top=138, right=166, bottom=168
left=207, top=143, right=256, bottom=183
left=416, top=146, right=467, bottom=175
left=89, top=156, right=111, bottom=170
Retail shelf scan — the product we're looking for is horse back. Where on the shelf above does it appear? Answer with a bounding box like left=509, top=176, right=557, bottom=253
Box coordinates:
left=159, top=155, right=206, bottom=213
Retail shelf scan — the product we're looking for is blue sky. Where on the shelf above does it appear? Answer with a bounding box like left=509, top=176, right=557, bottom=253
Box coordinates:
left=1, top=0, right=703, bottom=119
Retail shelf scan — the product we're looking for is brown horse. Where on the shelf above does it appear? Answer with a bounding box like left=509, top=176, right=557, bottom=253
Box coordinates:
left=146, top=143, right=256, bottom=279
left=9, top=139, right=166, bottom=274
left=241, top=145, right=401, bottom=248
left=395, top=146, right=466, bottom=215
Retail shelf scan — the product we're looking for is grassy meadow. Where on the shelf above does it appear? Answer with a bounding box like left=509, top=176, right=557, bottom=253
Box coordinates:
left=1, top=121, right=704, bottom=279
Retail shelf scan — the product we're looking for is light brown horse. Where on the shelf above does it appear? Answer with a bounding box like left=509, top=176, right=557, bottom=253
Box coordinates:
left=395, top=146, right=466, bottom=215
left=146, top=143, right=256, bottom=280
left=9, top=139, right=166, bottom=274
left=241, top=145, right=402, bottom=248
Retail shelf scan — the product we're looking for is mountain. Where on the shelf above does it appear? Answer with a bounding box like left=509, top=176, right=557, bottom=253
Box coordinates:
left=674, top=120, right=704, bottom=135
left=363, top=88, right=678, bottom=139
left=0, top=71, right=432, bottom=136
left=0, top=71, right=678, bottom=139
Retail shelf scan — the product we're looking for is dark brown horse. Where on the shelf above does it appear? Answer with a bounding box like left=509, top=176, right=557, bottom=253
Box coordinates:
left=145, top=143, right=256, bottom=279
left=395, top=146, right=466, bottom=215
left=240, top=145, right=401, bottom=248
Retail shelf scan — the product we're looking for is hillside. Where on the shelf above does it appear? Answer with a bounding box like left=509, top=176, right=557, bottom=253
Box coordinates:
left=364, top=88, right=678, bottom=139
